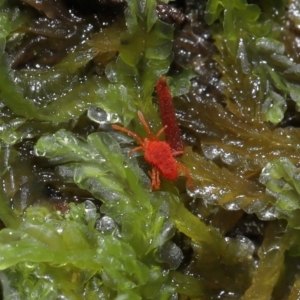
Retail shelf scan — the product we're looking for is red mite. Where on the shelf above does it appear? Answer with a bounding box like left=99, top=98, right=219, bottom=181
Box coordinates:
left=112, top=111, right=193, bottom=191
left=155, top=76, right=184, bottom=153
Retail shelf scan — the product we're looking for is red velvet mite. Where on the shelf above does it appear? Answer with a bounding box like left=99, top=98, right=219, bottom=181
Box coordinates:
left=112, top=111, right=193, bottom=191
left=156, top=76, right=184, bottom=153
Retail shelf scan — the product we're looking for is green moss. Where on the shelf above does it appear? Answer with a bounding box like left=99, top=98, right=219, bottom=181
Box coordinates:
left=205, top=0, right=299, bottom=124
left=2, top=0, right=300, bottom=299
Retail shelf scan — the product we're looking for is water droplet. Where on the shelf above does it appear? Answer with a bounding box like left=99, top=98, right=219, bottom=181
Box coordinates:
left=87, top=106, right=120, bottom=125
left=201, top=144, right=221, bottom=160
left=34, top=149, right=46, bottom=157
left=95, top=216, right=116, bottom=233
left=84, top=200, right=97, bottom=221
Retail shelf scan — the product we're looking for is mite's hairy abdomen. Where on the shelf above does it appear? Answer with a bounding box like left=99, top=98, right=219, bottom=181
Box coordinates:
left=144, top=140, right=178, bottom=181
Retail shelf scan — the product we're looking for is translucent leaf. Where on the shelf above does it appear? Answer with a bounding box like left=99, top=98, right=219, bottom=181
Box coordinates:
left=95, top=83, right=136, bottom=127
left=169, top=194, right=255, bottom=265
left=144, top=20, right=174, bottom=60
left=288, top=83, right=300, bottom=111
left=168, top=68, right=196, bottom=97
left=262, top=91, right=287, bottom=124
left=242, top=221, right=290, bottom=300
left=0, top=118, right=25, bottom=145
left=256, top=37, right=285, bottom=55
left=182, top=147, right=274, bottom=217
left=14, top=69, right=78, bottom=105
left=171, top=271, right=206, bottom=298
left=0, top=54, right=39, bottom=119
left=205, top=0, right=225, bottom=25
left=267, top=65, right=289, bottom=93
left=260, top=158, right=300, bottom=211
left=0, top=187, right=20, bottom=229
left=0, top=7, right=23, bottom=40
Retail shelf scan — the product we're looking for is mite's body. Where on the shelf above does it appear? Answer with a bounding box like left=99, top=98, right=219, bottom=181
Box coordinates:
left=112, top=111, right=192, bottom=191
left=156, top=76, right=184, bottom=152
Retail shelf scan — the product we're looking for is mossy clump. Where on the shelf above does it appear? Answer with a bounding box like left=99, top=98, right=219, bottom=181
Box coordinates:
left=0, top=0, right=300, bottom=299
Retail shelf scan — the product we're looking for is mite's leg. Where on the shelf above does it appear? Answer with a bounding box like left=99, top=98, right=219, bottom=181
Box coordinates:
left=148, top=167, right=161, bottom=191
left=177, top=162, right=194, bottom=191
left=137, top=111, right=155, bottom=140
left=129, top=146, right=143, bottom=155
left=172, top=151, right=184, bottom=157
left=156, top=125, right=167, bottom=139
left=112, top=124, right=144, bottom=146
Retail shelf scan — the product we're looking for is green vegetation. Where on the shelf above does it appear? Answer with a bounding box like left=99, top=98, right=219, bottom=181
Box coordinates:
left=0, top=0, right=300, bottom=299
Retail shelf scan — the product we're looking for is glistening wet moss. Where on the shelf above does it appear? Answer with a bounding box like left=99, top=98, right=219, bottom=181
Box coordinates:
left=0, top=0, right=300, bottom=299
